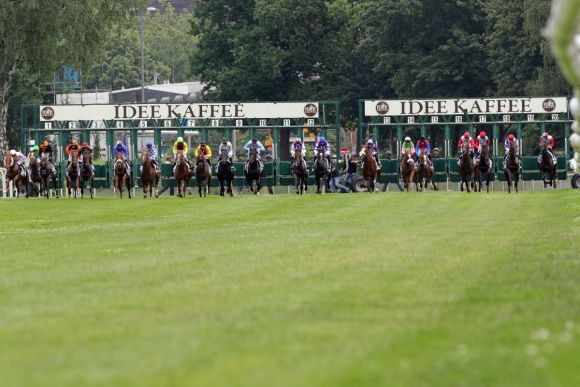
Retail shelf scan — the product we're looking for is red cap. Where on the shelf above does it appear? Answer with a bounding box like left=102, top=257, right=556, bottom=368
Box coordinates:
left=82, top=142, right=89, bottom=146
left=464, top=132, right=470, bottom=138
left=479, top=132, right=486, bottom=137
left=543, top=132, right=549, bottom=137
left=508, top=134, right=515, bottom=140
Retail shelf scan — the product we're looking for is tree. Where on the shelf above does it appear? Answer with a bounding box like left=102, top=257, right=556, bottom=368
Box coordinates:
left=0, top=0, right=145, bottom=157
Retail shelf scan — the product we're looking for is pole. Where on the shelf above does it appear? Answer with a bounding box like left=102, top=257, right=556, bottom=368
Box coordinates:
left=140, top=10, right=145, bottom=103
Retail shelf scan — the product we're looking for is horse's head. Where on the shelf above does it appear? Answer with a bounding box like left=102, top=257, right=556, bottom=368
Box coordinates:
left=71, top=150, right=79, bottom=162
left=3, top=154, right=14, bottom=168
left=115, top=150, right=124, bottom=160
left=141, top=148, right=149, bottom=162
left=220, top=149, right=228, bottom=161
left=462, top=141, right=471, bottom=152
left=537, top=136, right=548, bottom=150
left=81, top=150, right=92, bottom=163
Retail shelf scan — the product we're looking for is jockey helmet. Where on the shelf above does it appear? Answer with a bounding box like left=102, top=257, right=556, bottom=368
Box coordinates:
left=43, top=140, right=48, bottom=146
left=464, top=132, right=470, bottom=138
left=116, top=140, right=122, bottom=145
left=479, top=131, right=486, bottom=137
left=146, top=140, right=153, bottom=147
left=72, top=139, right=78, bottom=144
left=296, top=137, right=302, bottom=143
left=222, top=138, right=227, bottom=143
left=404, top=137, right=411, bottom=142
left=543, top=131, right=549, bottom=137
left=82, top=142, right=89, bottom=147
left=31, top=145, right=39, bottom=152
left=419, top=136, right=425, bottom=141
left=367, top=139, right=374, bottom=145
left=9, top=149, right=16, bottom=155
left=319, top=136, right=326, bottom=142
left=177, top=137, right=184, bottom=143
left=252, top=138, right=257, bottom=142
left=508, top=134, right=515, bottom=140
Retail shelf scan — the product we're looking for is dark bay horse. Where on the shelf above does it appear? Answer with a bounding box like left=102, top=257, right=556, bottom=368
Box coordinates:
left=313, top=150, right=330, bottom=194
left=415, top=149, right=432, bottom=192
left=194, top=152, right=211, bottom=197
left=504, top=141, right=520, bottom=194
left=217, top=149, right=234, bottom=197
left=113, top=151, right=131, bottom=199
left=459, top=142, right=474, bottom=193
left=174, top=150, right=191, bottom=197
left=141, top=148, right=160, bottom=198
left=28, top=155, right=43, bottom=197
left=292, top=150, right=308, bottom=195
left=79, top=150, right=94, bottom=199
left=474, top=145, right=492, bottom=193
left=39, top=156, right=59, bottom=199
left=401, top=149, right=415, bottom=192
left=245, top=150, right=262, bottom=194
left=66, top=151, right=80, bottom=198
left=3, top=154, right=28, bottom=198
left=361, top=147, right=379, bottom=193
left=538, top=137, right=557, bottom=188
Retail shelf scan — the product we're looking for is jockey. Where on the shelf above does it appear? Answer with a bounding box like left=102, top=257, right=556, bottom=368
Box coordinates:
left=503, top=133, right=521, bottom=170
left=401, top=137, right=415, bottom=159
left=539, top=131, right=557, bottom=166
left=415, top=136, right=433, bottom=171
left=39, top=140, right=57, bottom=175
left=112, top=140, right=131, bottom=176
left=457, top=131, right=475, bottom=165
left=359, top=139, right=381, bottom=171
left=9, top=149, right=28, bottom=177
left=314, top=136, right=332, bottom=166
left=172, top=136, right=188, bottom=160
left=79, top=141, right=92, bottom=155
left=217, top=138, right=235, bottom=173
left=65, top=139, right=80, bottom=172
left=195, top=142, right=213, bottom=168
left=244, top=138, right=265, bottom=172
left=141, top=140, right=159, bottom=173
left=29, top=145, right=40, bottom=161
left=474, top=131, right=491, bottom=156
left=290, top=137, right=306, bottom=163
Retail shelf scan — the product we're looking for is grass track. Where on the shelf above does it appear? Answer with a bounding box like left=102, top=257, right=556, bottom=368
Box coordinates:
left=0, top=191, right=579, bottom=386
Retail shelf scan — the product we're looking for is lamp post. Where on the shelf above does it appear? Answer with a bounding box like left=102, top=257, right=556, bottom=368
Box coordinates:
left=140, top=7, right=157, bottom=103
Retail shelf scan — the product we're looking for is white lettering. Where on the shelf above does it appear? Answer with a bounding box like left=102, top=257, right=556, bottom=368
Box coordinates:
left=431, top=116, right=439, bottom=123
left=407, top=117, right=415, bottom=124
left=503, top=115, right=511, bottom=122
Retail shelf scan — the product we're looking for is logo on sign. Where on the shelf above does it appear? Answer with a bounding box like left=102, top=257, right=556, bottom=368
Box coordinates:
left=376, top=102, right=389, bottom=115
left=542, top=99, right=556, bottom=112
left=340, top=147, right=350, bottom=155
left=304, top=103, right=318, bottom=117
left=41, top=107, right=55, bottom=120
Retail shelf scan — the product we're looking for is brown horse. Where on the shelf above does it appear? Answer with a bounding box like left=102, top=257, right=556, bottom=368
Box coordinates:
left=174, top=150, right=191, bottom=197
left=66, top=150, right=80, bottom=198
left=537, top=137, right=557, bottom=188
left=39, top=156, right=59, bottom=199
left=504, top=140, right=520, bottom=194
left=361, top=146, right=379, bottom=193
left=459, top=141, right=474, bottom=193
left=113, top=151, right=131, bottom=199
left=415, top=149, right=433, bottom=192
left=141, top=148, right=160, bottom=198
left=401, top=148, right=415, bottom=192
left=217, top=149, right=234, bottom=197
left=292, top=150, right=308, bottom=195
left=2, top=154, right=28, bottom=198
left=28, top=155, right=43, bottom=197
left=194, top=152, right=211, bottom=197
left=474, top=145, right=492, bottom=193
left=79, top=150, right=94, bottom=199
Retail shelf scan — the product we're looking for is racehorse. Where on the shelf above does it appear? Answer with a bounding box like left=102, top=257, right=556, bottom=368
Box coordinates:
left=400, top=148, right=415, bottom=192
left=28, top=155, right=43, bottom=197
left=361, top=146, right=379, bottom=193
left=79, top=150, right=94, bottom=199
left=459, top=141, right=474, bottom=193
left=216, top=149, right=234, bottom=197
left=141, top=148, right=159, bottom=198
left=174, top=150, right=191, bottom=197
left=474, top=144, right=492, bottom=193
left=292, top=150, right=308, bottom=195
left=113, top=150, right=131, bottom=199
left=194, top=151, right=211, bottom=197
left=538, top=137, right=557, bottom=188
left=244, top=149, right=263, bottom=194
left=504, top=140, right=520, bottom=194
left=313, top=150, right=330, bottom=194
left=66, top=150, right=80, bottom=198
left=39, top=156, right=59, bottom=199
left=2, top=154, right=28, bottom=198
left=415, top=149, right=432, bottom=192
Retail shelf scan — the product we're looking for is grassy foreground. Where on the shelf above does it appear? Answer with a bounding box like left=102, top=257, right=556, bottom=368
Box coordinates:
left=0, top=191, right=579, bottom=386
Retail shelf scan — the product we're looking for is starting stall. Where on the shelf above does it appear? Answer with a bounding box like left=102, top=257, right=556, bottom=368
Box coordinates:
left=359, top=97, right=572, bottom=190
left=21, top=101, right=340, bottom=193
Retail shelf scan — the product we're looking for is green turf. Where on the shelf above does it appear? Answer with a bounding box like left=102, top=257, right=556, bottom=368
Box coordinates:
left=0, top=191, right=579, bottom=386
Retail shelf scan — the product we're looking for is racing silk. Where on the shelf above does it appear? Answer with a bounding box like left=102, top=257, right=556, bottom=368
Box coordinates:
left=39, top=144, right=53, bottom=159
left=416, top=140, right=431, bottom=155
left=218, top=142, right=233, bottom=158
left=113, top=144, right=128, bottom=158
left=66, top=143, right=80, bottom=155
left=291, top=140, right=306, bottom=157
left=360, top=143, right=379, bottom=157
left=145, top=145, right=158, bottom=160
left=173, top=141, right=188, bottom=155
left=542, top=135, right=555, bottom=148
left=244, top=141, right=266, bottom=154
left=195, top=145, right=212, bottom=157
left=474, top=135, right=490, bottom=150
left=314, top=139, right=330, bottom=154
left=457, top=136, right=475, bottom=151
left=504, top=138, right=519, bottom=153
left=401, top=141, right=415, bottom=155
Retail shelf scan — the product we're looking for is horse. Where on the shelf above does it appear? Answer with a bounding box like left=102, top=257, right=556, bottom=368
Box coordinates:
left=414, top=149, right=433, bottom=192
left=216, top=149, right=234, bottom=197
left=537, top=137, right=557, bottom=188
left=141, top=148, right=160, bottom=198
left=291, top=150, right=308, bottom=195
left=361, top=146, right=379, bottom=193
left=113, top=150, right=131, bottom=199
left=459, top=141, right=474, bottom=193
left=28, top=155, right=43, bottom=197
left=503, top=140, right=520, bottom=194
left=313, top=150, right=330, bottom=194
left=400, top=148, right=415, bottom=192
left=39, top=156, right=59, bottom=199
left=244, top=150, right=263, bottom=194
left=2, top=154, right=28, bottom=198
left=66, top=150, right=80, bottom=198
left=79, top=150, right=94, bottom=199
left=474, top=145, right=492, bottom=193
left=194, top=152, right=211, bottom=197
left=174, top=150, right=191, bottom=197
